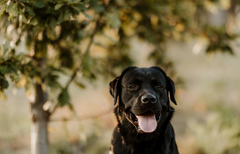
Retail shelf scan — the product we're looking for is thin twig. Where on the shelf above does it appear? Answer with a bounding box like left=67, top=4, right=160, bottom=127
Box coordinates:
left=48, top=15, right=103, bottom=115
left=50, top=106, right=113, bottom=122
left=64, top=12, right=104, bottom=90
left=51, top=5, right=108, bottom=115
left=65, top=61, right=82, bottom=90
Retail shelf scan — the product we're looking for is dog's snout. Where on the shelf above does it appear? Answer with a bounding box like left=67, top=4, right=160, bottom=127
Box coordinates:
left=141, top=94, right=157, bottom=104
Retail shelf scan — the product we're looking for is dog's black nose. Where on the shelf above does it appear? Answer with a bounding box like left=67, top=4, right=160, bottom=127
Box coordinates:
left=141, top=94, right=157, bottom=104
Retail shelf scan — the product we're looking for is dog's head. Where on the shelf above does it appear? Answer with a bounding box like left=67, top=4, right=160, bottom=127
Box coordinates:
left=109, top=66, right=177, bottom=133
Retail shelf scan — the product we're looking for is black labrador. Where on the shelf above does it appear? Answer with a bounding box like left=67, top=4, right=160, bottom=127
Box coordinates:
left=109, top=66, right=179, bottom=154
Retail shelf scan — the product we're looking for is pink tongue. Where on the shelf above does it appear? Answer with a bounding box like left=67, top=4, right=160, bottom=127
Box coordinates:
left=136, top=114, right=157, bottom=133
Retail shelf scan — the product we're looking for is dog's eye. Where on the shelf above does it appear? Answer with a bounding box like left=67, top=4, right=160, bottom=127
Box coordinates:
left=128, top=85, right=138, bottom=90
left=155, top=85, right=162, bottom=90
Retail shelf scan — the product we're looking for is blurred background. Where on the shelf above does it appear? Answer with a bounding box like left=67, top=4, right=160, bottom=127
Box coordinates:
left=1, top=0, right=240, bottom=154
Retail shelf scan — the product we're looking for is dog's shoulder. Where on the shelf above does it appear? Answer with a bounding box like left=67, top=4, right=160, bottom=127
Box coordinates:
left=158, top=123, right=179, bottom=154
left=110, top=126, right=132, bottom=154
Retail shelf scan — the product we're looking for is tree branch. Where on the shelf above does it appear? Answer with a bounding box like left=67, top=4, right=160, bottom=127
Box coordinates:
left=52, top=4, right=109, bottom=116
left=52, top=15, right=104, bottom=115
left=64, top=12, right=104, bottom=90
left=50, top=106, right=113, bottom=122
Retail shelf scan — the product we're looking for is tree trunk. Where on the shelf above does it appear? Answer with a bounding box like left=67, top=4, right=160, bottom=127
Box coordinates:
left=31, top=84, right=50, bottom=154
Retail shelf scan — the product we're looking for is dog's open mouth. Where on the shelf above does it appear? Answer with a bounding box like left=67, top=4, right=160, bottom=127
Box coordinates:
left=128, top=111, right=161, bottom=133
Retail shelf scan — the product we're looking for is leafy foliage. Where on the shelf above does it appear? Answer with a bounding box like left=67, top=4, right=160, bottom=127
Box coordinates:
left=0, top=0, right=239, bottom=108
left=0, top=0, right=131, bottom=106
left=0, top=1, right=239, bottom=153
left=203, top=24, right=236, bottom=53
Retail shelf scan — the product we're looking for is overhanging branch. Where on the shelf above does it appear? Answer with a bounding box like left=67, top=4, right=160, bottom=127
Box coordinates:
left=64, top=12, right=104, bottom=90
left=50, top=106, right=113, bottom=122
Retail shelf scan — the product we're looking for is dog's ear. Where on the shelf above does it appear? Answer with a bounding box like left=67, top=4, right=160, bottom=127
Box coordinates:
left=109, top=66, right=137, bottom=105
left=151, top=66, right=177, bottom=105
left=109, top=76, right=120, bottom=105
left=167, top=76, right=177, bottom=105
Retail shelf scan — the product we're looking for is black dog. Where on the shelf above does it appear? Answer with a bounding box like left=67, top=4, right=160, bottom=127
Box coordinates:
left=109, top=66, right=179, bottom=154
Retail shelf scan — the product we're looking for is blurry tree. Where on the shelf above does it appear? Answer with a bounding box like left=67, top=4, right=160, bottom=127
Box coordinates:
left=0, top=0, right=239, bottom=154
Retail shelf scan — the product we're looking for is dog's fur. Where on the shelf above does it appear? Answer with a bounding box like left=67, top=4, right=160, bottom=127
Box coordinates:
left=109, top=66, right=179, bottom=154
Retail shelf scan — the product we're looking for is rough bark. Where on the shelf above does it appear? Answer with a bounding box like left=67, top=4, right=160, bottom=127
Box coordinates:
left=31, top=84, right=50, bottom=154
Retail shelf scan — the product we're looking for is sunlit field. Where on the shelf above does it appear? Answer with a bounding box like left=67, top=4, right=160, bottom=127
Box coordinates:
left=1, top=38, right=240, bottom=154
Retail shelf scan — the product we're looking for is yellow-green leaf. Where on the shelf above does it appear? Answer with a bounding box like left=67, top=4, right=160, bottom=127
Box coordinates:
left=55, top=4, right=64, bottom=10
left=6, top=3, right=19, bottom=16
left=0, top=4, right=6, bottom=16
left=58, top=89, right=70, bottom=107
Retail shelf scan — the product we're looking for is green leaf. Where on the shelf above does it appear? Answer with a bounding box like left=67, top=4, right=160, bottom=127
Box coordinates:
left=10, top=73, right=20, bottom=83
left=0, top=74, right=5, bottom=80
left=206, top=43, right=217, bottom=54
left=82, top=12, right=93, bottom=20
left=57, top=11, right=64, bottom=24
left=0, top=4, right=6, bottom=16
left=68, top=103, right=74, bottom=111
left=59, top=48, right=74, bottom=68
left=57, top=10, right=72, bottom=23
left=46, top=27, right=57, bottom=40
left=55, top=4, right=64, bottom=10
left=34, top=41, right=47, bottom=58
left=0, top=79, right=9, bottom=90
left=25, top=6, right=35, bottom=16
left=222, top=45, right=234, bottom=55
left=44, top=73, right=61, bottom=91
left=0, top=65, right=11, bottom=74
left=74, top=80, right=85, bottom=89
left=89, top=0, right=104, bottom=13
left=82, top=52, right=93, bottom=71
left=9, top=64, right=18, bottom=75
left=105, top=12, right=121, bottom=28
left=20, top=13, right=28, bottom=23
left=48, top=17, right=57, bottom=27
left=64, top=10, right=72, bottom=21
left=71, top=4, right=86, bottom=12
left=6, top=3, right=19, bottom=16
left=58, top=89, right=70, bottom=107
left=67, top=1, right=83, bottom=5
left=29, top=17, right=38, bottom=26
left=33, top=1, right=45, bottom=8
left=25, top=33, right=33, bottom=50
